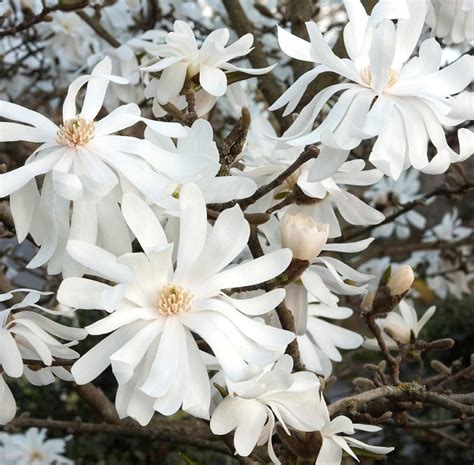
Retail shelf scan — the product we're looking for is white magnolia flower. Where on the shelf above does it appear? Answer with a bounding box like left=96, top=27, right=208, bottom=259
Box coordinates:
left=0, top=289, right=86, bottom=424
left=364, top=169, right=426, bottom=238
left=364, top=299, right=436, bottom=350
left=297, top=302, right=363, bottom=378
left=145, top=118, right=256, bottom=208
left=210, top=355, right=322, bottom=464
left=409, top=244, right=473, bottom=300
left=297, top=154, right=385, bottom=237
left=90, top=43, right=145, bottom=107
left=427, top=0, right=474, bottom=44
left=272, top=0, right=474, bottom=179
left=0, top=57, right=209, bottom=274
left=316, top=395, right=394, bottom=465
left=424, top=209, right=472, bottom=243
left=244, top=135, right=384, bottom=237
left=0, top=428, right=72, bottom=465
left=138, top=21, right=275, bottom=114
left=44, top=11, right=101, bottom=69
left=58, top=184, right=294, bottom=425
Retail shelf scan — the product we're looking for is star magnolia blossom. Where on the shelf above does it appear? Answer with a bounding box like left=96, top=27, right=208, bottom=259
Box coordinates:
left=0, top=57, right=213, bottom=275
left=90, top=43, right=145, bottom=107
left=0, top=428, right=72, bottom=465
left=316, top=395, right=394, bottom=465
left=210, top=355, right=322, bottom=464
left=271, top=0, right=474, bottom=179
left=244, top=141, right=384, bottom=237
left=364, top=169, right=426, bottom=239
left=145, top=118, right=256, bottom=209
left=364, top=299, right=436, bottom=350
left=427, top=0, right=474, bottom=44
left=58, top=184, right=294, bottom=425
left=138, top=21, right=275, bottom=113
left=297, top=303, right=364, bottom=378
left=423, top=209, right=472, bottom=243
left=45, top=11, right=101, bottom=69
left=0, top=289, right=86, bottom=425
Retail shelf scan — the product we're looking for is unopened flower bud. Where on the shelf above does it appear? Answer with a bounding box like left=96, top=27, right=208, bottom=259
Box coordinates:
left=281, top=212, right=329, bottom=262
left=387, top=265, right=414, bottom=296
left=429, top=338, right=455, bottom=351
left=430, top=360, right=451, bottom=376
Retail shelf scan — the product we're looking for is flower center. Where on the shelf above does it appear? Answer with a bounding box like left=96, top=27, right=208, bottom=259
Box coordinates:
left=29, top=451, right=44, bottom=462
left=361, top=67, right=399, bottom=89
left=155, top=283, right=193, bottom=315
left=56, top=117, right=95, bottom=147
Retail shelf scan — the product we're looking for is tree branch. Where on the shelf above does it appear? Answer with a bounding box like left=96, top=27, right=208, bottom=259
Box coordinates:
left=221, top=0, right=286, bottom=129
left=3, top=417, right=229, bottom=454
left=342, top=181, right=474, bottom=242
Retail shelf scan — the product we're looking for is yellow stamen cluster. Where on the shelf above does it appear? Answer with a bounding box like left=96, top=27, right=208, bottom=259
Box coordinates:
left=155, top=283, right=193, bottom=315
left=56, top=117, right=95, bottom=147
left=29, top=451, right=44, bottom=462
left=361, top=67, right=399, bottom=89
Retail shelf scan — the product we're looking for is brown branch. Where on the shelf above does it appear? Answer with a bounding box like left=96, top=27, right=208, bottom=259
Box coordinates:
left=76, top=10, right=121, bottom=48
left=431, top=364, right=474, bottom=393
left=276, top=302, right=305, bottom=372
left=221, top=0, right=287, bottom=129
left=73, top=383, right=120, bottom=424
left=0, top=270, right=22, bottom=304
left=388, top=416, right=474, bottom=429
left=328, top=383, right=474, bottom=417
left=354, top=236, right=474, bottom=265
left=227, top=145, right=319, bottom=211
left=0, top=4, right=61, bottom=37
left=161, top=102, right=189, bottom=124
left=342, top=181, right=474, bottom=242
left=3, top=417, right=228, bottom=454
left=288, top=0, right=314, bottom=80
left=0, top=202, right=14, bottom=229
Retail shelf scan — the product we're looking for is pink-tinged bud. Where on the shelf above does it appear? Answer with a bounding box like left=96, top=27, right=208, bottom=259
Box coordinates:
left=387, top=265, right=414, bottom=296
left=281, top=212, right=329, bottom=262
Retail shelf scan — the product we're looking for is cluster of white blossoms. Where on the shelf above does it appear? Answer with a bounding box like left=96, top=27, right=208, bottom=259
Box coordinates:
left=0, top=428, right=72, bottom=465
left=0, top=290, right=86, bottom=424
left=0, top=0, right=472, bottom=463
left=272, top=0, right=474, bottom=179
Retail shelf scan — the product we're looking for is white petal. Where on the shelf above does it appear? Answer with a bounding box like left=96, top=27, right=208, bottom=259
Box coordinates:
left=277, top=26, right=313, bottom=62
left=71, top=321, right=145, bottom=384
left=141, top=317, right=185, bottom=397
left=222, top=289, right=286, bottom=316
left=316, top=438, right=343, bottom=465
left=200, top=65, right=227, bottom=96
left=0, top=328, right=23, bottom=377
left=234, top=401, right=268, bottom=456
left=175, top=183, right=207, bottom=281
left=185, top=205, right=249, bottom=288
left=0, top=152, right=62, bottom=198
left=94, top=104, right=141, bottom=137
left=0, top=375, right=16, bottom=425
left=66, top=240, right=133, bottom=283
left=202, top=249, right=292, bottom=293
left=121, top=193, right=168, bottom=253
